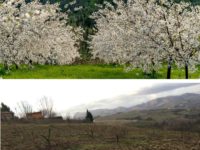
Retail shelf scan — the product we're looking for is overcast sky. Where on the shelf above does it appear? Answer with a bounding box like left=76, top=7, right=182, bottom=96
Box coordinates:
left=0, top=80, right=199, bottom=116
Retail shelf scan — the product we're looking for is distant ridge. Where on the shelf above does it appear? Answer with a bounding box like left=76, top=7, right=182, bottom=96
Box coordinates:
left=74, top=107, right=130, bottom=119
left=74, top=93, right=200, bottom=119
left=131, top=93, right=200, bottom=110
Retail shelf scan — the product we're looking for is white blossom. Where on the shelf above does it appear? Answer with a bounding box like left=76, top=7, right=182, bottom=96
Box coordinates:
left=89, top=0, right=200, bottom=73
left=0, top=0, right=83, bottom=68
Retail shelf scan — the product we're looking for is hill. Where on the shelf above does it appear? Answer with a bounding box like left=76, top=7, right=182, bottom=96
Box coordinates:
left=74, top=107, right=131, bottom=119
left=74, top=93, right=200, bottom=119
left=96, top=93, right=200, bottom=122
left=132, top=93, right=200, bottom=110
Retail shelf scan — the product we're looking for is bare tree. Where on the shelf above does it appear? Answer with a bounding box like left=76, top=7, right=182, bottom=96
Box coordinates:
left=17, top=101, right=32, bottom=118
left=39, top=96, right=54, bottom=118
left=65, top=113, right=71, bottom=122
left=109, top=125, right=128, bottom=144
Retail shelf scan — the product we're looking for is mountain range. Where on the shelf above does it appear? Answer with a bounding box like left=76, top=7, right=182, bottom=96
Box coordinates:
left=74, top=93, right=200, bottom=119
left=131, top=93, right=200, bottom=110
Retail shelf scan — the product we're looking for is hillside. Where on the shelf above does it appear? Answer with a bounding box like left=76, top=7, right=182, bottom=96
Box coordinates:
left=132, top=93, right=200, bottom=110
left=96, top=93, right=200, bottom=122
left=74, top=107, right=131, bottom=119
left=75, top=93, right=200, bottom=119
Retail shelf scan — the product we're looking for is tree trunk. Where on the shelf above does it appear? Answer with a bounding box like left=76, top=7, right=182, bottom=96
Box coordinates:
left=167, top=64, right=171, bottom=79
left=167, top=56, right=172, bottom=79
left=15, top=64, right=19, bottom=70
left=3, top=62, right=9, bottom=70
left=116, top=135, right=119, bottom=144
left=185, top=63, right=188, bottom=79
left=151, top=69, right=156, bottom=78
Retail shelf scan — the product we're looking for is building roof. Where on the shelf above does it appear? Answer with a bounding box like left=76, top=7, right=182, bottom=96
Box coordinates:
left=1, top=111, right=14, bottom=114
left=27, top=112, right=42, bottom=115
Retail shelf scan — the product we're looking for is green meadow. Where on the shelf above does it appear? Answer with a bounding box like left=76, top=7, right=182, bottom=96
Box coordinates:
left=0, top=64, right=199, bottom=79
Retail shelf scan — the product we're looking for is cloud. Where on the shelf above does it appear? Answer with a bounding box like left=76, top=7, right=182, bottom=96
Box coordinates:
left=136, top=83, right=199, bottom=95
left=66, top=83, right=200, bottom=116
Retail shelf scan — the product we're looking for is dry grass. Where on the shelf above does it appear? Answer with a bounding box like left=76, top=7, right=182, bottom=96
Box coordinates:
left=1, top=122, right=200, bottom=150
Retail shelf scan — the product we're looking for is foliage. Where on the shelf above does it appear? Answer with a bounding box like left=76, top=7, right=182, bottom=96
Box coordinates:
left=19, top=0, right=114, bottom=58
left=85, top=110, right=94, bottom=123
left=0, top=0, right=200, bottom=78
left=59, top=0, right=200, bottom=59
left=0, top=0, right=82, bottom=69
left=89, top=0, right=200, bottom=74
left=0, top=102, right=11, bottom=112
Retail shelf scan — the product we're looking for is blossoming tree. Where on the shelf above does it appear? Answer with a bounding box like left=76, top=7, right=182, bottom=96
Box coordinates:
left=89, top=0, right=200, bottom=78
left=0, top=0, right=83, bottom=69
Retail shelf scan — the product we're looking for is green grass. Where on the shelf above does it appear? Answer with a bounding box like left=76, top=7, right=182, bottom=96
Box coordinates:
left=0, top=64, right=200, bottom=79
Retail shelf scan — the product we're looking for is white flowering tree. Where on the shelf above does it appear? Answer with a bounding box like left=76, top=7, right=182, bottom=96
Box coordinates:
left=89, top=0, right=200, bottom=78
left=0, top=0, right=83, bottom=69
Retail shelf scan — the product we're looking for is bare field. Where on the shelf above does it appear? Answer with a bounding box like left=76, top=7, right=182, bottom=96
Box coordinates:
left=1, top=122, right=200, bottom=150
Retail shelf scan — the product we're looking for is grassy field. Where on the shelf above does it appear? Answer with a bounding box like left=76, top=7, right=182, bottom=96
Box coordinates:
left=1, top=122, right=200, bottom=150
left=1, top=64, right=200, bottom=79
